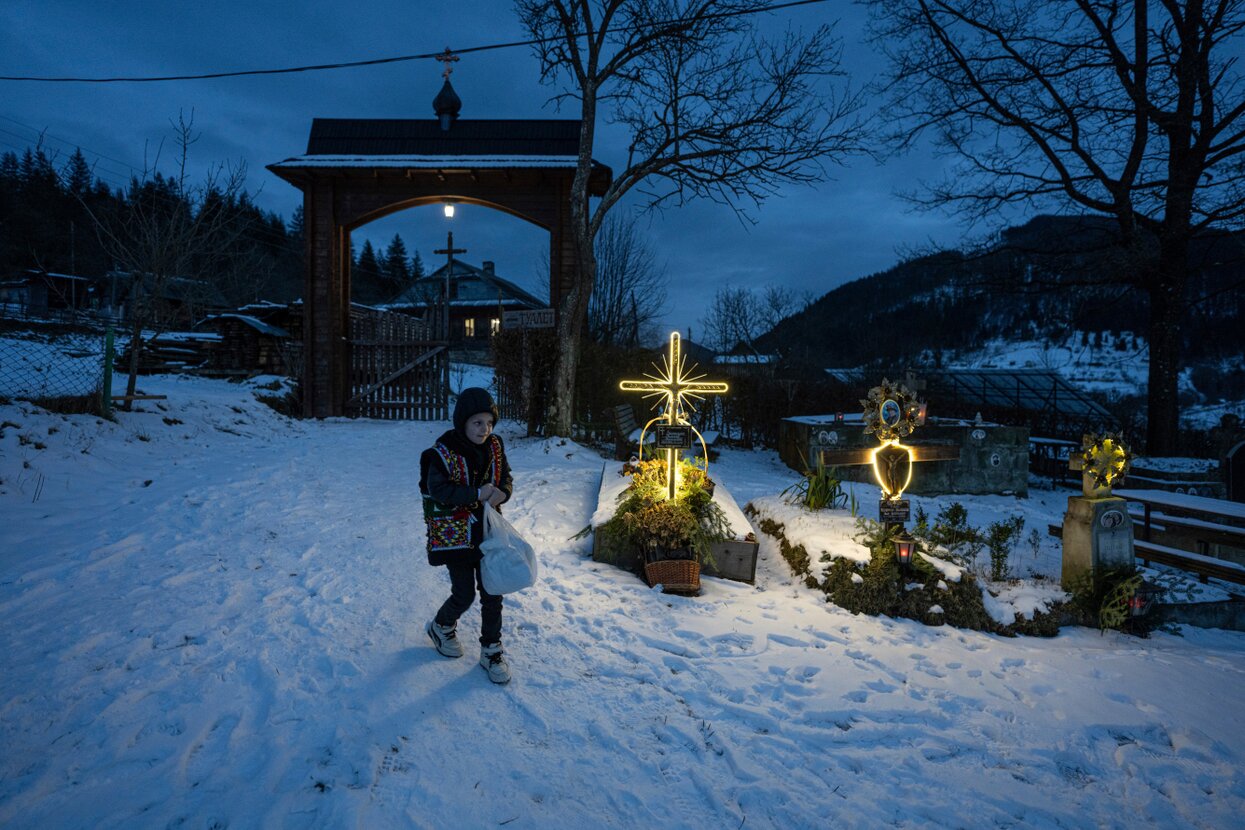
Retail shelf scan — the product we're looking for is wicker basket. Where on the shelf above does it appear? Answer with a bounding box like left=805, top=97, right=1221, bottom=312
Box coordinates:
left=644, top=559, right=701, bottom=594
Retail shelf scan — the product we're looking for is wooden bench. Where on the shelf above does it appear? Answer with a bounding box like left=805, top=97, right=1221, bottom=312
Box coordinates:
left=1126, top=509, right=1245, bottom=556
left=609, top=404, right=720, bottom=461
left=1133, top=539, right=1245, bottom=585
left=1117, top=488, right=1245, bottom=565
left=610, top=404, right=642, bottom=460
left=1047, top=523, right=1245, bottom=586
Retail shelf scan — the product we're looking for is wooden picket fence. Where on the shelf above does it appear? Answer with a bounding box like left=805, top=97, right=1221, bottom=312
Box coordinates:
left=346, top=305, right=448, bottom=420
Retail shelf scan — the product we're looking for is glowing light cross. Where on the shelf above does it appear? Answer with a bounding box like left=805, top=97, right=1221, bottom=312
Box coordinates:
left=620, top=331, right=728, bottom=500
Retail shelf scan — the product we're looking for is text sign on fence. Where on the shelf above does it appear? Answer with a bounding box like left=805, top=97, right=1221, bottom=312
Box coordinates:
left=654, top=424, right=693, bottom=449
left=502, top=308, right=555, bottom=329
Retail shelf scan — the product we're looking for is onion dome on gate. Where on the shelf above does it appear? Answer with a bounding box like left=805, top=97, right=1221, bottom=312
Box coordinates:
left=434, top=79, right=462, bottom=130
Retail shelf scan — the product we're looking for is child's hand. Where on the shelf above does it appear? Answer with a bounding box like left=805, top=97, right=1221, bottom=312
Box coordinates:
left=478, top=483, right=497, bottom=503
left=486, top=490, right=506, bottom=508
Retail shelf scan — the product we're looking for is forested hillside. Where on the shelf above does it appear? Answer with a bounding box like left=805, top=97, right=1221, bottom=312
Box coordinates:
left=0, top=146, right=426, bottom=306
left=760, top=216, right=1244, bottom=375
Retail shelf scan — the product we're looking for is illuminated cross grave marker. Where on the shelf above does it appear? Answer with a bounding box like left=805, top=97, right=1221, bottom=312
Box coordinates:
left=819, top=378, right=960, bottom=526
left=619, top=331, right=729, bottom=500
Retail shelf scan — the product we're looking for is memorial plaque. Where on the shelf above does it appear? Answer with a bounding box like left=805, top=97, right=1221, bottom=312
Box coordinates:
left=654, top=424, right=693, bottom=449
left=878, top=498, right=911, bottom=523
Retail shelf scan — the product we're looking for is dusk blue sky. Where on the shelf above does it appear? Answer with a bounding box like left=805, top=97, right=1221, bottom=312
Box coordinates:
left=0, top=1, right=973, bottom=338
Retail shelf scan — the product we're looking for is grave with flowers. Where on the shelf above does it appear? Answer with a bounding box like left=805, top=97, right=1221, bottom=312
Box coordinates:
left=589, top=331, right=758, bottom=593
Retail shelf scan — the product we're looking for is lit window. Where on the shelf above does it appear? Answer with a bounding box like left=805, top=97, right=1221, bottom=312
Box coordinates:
left=464, top=318, right=476, bottom=338
left=490, top=318, right=500, bottom=335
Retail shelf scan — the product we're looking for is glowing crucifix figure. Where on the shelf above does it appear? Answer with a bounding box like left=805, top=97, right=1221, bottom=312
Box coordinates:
left=620, top=331, right=728, bottom=500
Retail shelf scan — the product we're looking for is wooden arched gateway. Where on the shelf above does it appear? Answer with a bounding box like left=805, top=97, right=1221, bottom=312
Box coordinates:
left=268, top=118, right=610, bottom=419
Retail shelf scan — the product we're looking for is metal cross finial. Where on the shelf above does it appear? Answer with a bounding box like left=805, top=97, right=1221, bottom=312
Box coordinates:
left=436, top=47, right=460, bottom=80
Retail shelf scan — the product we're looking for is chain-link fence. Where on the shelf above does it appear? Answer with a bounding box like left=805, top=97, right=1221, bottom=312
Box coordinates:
left=0, top=327, right=110, bottom=413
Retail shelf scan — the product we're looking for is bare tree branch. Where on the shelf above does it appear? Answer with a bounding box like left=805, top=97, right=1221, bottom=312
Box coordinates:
left=516, top=0, right=868, bottom=434
left=78, top=112, right=256, bottom=406
left=867, top=0, right=1245, bottom=452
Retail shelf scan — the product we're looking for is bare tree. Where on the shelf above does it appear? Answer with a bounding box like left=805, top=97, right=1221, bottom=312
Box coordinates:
left=868, top=0, right=1245, bottom=454
left=699, top=283, right=802, bottom=354
left=516, top=0, right=867, bottom=436
left=82, top=113, right=252, bottom=407
left=589, top=214, right=668, bottom=346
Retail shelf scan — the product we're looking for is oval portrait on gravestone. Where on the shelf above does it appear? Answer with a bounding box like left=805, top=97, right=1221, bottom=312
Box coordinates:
left=1100, top=509, right=1125, bottom=529
left=881, top=399, right=902, bottom=427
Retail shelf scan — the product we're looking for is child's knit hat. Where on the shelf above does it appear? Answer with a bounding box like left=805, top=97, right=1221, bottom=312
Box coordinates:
left=453, top=387, right=500, bottom=433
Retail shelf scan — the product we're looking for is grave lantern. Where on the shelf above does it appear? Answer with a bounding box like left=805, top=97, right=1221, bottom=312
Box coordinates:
left=893, top=532, right=916, bottom=571
left=1129, top=580, right=1163, bottom=617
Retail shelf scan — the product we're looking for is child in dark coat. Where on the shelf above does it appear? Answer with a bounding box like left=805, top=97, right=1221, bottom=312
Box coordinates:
left=420, top=387, right=515, bottom=684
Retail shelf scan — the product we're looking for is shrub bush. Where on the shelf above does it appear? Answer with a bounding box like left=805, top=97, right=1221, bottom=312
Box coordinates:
left=747, top=507, right=1065, bottom=637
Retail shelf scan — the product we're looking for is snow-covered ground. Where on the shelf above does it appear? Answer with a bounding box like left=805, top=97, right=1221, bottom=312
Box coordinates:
left=2, top=373, right=1244, bottom=829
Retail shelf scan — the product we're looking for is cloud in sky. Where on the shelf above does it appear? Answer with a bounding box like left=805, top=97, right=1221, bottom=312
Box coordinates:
left=0, top=1, right=975, bottom=339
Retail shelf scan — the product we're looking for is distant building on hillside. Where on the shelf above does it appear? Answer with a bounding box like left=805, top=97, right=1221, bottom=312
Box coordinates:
left=0, top=269, right=96, bottom=315
left=387, top=259, right=546, bottom=359
left=97, top=270, right=229, bottom=326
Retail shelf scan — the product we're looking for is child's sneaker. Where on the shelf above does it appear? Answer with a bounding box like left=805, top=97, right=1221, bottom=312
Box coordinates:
left=426, top=620, right=463, bottom=658
left=479, top=642, right=511, bottom=684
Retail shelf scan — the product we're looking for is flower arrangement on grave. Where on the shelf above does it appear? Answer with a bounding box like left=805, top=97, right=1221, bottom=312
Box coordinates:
left=1073, top=432, right=1133, bottom=497
left=596, top=457, right=731, bottom=590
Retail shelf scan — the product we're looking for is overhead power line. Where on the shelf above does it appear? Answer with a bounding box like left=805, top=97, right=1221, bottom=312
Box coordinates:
left=0, top=0, right=829, bottom=83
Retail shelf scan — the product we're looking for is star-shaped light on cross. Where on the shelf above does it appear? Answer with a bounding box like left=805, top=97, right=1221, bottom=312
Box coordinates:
left=620, top=331, right=728, bottom=499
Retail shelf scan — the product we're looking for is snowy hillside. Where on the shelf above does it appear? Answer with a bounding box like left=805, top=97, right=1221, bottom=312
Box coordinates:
left=2, top=374, right=1244, bottom=828
left=945, top=332, right=1245, bottom=430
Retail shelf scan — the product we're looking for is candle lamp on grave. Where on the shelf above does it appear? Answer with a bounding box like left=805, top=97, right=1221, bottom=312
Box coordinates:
left=893, top=531, right=916, bottom=572
left=620, top=331, right=728, bottom=501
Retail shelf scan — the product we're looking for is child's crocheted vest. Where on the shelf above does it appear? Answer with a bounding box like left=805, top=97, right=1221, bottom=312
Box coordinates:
left=424, top=436, right=505, bottom=553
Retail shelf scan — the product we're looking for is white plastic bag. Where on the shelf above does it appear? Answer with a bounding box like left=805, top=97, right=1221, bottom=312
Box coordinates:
left=479, top=502, right=538, bottom=594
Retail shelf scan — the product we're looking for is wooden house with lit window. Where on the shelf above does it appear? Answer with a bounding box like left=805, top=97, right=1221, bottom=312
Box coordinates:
left=386, top=259, right=545, bottom=360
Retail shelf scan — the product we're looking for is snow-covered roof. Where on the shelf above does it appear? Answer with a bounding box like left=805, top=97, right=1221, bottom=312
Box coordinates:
left=203, top=313, right=290, bottom=338
left=270, top=155, right=581, bottom=170
left=824, top=368, right=866, bottom=384
left=388, top=259, right=546, bottom=310
left=151, top=331, right=222, bottom=343
left=783, top=413, right=866, bottom=425
left=716, top=354, right=778, bottom=365
left=237, top=301, right=289, bottom=312
left=29, top=270, right=92, bottom=282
